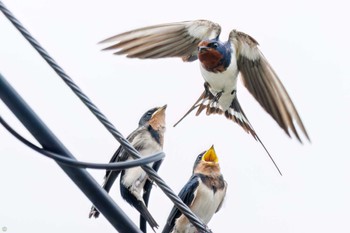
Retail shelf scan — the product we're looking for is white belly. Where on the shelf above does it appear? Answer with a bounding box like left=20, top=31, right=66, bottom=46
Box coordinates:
left=199, top=61, right=239, bottom=110
left=199, top=60, right=239, bottom=94
left=173, top=181, right=226, bottom=233
left=191, top=182, right=226, bottom=224
left=121, top=131, right=162, bottom=199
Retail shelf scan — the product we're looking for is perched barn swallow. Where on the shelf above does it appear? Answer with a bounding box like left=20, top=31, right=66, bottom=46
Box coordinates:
left=99, top=20, right=310, bottom=175
left=89, top=105, right=167, bottom=232
left=162, top=145, right=227, bottom=233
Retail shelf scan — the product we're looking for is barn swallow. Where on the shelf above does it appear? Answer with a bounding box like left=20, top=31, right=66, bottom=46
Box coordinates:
left=99, top=20, right=310, bottom=174
left=89, top=105, right=167, bottom=232
left=162, top=145, right=227, bottom=233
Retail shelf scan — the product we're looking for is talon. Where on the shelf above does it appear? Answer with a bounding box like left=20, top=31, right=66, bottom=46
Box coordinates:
left=214, top=91, right=223, bottom=102
left=204, top=82, right=210, bottom=92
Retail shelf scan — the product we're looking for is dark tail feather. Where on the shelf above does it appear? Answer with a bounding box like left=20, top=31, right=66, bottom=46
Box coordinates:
left=205, top=95, right=283, bottom=176
left=255, top=134, right=282, bottom=176
left=140, top=160, right=163, bottom=233
left=135, top=200, right=159, bottom=232
left=173, top=90, right=206, bottom=127
left=228, top=98, right=283, bottom=176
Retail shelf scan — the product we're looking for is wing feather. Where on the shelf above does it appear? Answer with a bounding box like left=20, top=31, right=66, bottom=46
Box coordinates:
left=113, top=32, right=190, bottom=56
left=126, top=35, right=198, bottom=58
left=100, top=20, right=221, bottom=61
left=229, top=30, right=310, bottom=142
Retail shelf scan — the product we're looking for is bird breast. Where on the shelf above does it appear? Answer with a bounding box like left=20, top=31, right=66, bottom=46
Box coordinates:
left=199, top=58, right=239, bottom=110
left=121, top=130, right=163, bottom=195
left=190, top=179, right=226, bottom=223
left=174, top=179, right=226, bottom=233
left=198, top=49, right=225, bottom=72
left=200, top=56, right=238, bottom=94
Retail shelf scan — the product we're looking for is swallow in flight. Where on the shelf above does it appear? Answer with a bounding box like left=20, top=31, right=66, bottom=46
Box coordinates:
left=100, top=20, right=311, bottom=175
left=89, top=105, right=167, bottom=232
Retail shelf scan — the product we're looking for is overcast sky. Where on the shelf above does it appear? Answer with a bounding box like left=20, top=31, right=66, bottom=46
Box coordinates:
left=1, top=0, right=350, bottom=232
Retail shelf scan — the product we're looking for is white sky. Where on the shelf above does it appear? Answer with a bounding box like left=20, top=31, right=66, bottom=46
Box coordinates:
left=1, top=0, right=349, bottom=232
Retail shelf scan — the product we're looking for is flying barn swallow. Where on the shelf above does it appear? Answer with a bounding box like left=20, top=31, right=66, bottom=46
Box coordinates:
left=99, top=20, right=310, bottom=174
left=89, top=105, right=167, bottom=232
left=162, top=145, right=227, bottom=233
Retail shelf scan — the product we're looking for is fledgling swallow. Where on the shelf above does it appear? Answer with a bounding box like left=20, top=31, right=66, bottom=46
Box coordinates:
left=89, top=105, right=167, bottom=232
left=99, top=20, right=311, bottom=174
left=162, top=145, right=227, bottom=233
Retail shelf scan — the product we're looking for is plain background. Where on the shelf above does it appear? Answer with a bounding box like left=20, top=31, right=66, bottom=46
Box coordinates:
left=1, top=0, right=349, bottom=232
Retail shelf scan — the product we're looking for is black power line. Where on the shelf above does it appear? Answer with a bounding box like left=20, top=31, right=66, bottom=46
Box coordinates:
left=0, top=73, right=142, bottom=233
left=0, top=1, right=211, bottom=233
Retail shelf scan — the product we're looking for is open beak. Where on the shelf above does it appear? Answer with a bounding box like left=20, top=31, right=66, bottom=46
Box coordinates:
left=202, top=145, right=218, bottom=163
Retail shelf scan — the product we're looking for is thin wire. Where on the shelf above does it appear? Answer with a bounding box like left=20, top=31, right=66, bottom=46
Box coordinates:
left=0, top=115, right=164, bottom=170
left=0, top=2, right=210, bottom=232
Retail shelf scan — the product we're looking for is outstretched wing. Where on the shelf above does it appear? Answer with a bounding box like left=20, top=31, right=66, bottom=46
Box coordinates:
left=100, top=20, right=221, bottom=61
left=229, top=30, right=310, bottom=142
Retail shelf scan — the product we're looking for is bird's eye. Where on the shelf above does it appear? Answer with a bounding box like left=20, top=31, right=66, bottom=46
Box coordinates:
left=208, top=42, right=218, bottom=48
left=198, top=154, right=204, bottom=161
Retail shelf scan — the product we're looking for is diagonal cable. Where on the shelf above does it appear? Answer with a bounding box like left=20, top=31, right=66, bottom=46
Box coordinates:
left=0, top=2, right=210, bottom=232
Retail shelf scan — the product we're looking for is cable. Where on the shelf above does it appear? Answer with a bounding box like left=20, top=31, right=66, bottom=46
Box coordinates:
left=0, top=115, right=164, bottom=170
left=0, top=2, right=210, bottom=232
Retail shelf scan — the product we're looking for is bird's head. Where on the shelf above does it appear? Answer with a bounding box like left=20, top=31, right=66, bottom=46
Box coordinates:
left=197, top=39, right=231, bottom=73
left=193, top=145, right=220, bottom=174
left=139, top=105, right=167, bottom=132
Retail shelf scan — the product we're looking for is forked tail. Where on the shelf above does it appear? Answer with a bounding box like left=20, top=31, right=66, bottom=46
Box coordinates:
left=174, top=84, right=282, bottom=175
